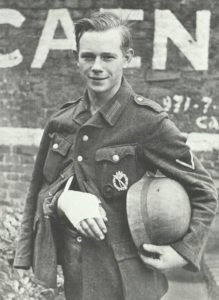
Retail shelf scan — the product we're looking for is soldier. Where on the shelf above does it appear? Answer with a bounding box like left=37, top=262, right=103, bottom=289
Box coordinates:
left=14, top=12, right=218, bottom=300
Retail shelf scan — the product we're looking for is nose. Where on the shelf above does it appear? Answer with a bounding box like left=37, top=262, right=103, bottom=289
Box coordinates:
left=91, top=56, right=103, bottom=73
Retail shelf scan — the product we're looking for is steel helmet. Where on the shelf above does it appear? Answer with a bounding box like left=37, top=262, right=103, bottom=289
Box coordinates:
left=126, top=172, right=191, bottom=249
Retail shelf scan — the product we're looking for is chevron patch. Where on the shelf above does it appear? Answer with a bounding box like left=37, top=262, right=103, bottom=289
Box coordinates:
left=176, top=150, right=195, bottom=170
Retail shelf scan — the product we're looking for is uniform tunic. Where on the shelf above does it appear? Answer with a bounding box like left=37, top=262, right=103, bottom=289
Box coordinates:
left=14, top=78, right=218, bottom=300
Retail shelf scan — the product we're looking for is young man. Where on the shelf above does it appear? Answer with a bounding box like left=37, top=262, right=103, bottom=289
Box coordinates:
left=14, top=12, right=218, bottom=300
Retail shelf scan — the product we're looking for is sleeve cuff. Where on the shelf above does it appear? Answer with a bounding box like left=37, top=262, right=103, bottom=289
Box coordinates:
left=43, top=190, right=63, bottom=218
left=171, top=241, right=200, bottom=272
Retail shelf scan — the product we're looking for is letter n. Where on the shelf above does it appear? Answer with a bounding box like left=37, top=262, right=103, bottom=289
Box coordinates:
left=152, top=10, right=211, bottom=71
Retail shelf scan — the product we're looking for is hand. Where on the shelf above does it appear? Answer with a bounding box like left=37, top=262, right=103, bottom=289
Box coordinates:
left=58, top=190, right=108, bottom=241
left=139, top=244, right=188, bottom=272
left=77, top=205, right=108, bottom=241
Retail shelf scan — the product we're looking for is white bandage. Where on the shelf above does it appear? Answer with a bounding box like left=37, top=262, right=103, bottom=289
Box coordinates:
left=58, top=190, right=102, bottom=228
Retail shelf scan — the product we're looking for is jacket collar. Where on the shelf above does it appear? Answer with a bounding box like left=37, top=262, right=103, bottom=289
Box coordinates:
left=72, top=95, right=91, bottom=126
left=98, top=78, right=134, bottom=127
left=73, top=77, right=133, bottom=127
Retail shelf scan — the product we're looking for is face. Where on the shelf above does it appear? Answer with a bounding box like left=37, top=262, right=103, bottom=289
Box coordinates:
left=78, top=28, right=133, bottom=97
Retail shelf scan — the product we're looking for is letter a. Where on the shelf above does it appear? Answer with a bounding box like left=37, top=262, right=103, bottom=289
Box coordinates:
left=31, top=9, right=76, bottom=68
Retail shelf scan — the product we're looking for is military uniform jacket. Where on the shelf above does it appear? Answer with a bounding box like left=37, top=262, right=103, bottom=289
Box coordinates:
left=14, top=79, right=218, bottom=300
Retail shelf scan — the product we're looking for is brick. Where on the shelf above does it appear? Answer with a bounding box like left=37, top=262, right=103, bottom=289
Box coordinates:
left=0, top=199, right=10, bottom=206
left=13, top=145, right=38, bottom=156
left=8, top=0, right=48, bottom=8
left=6, top=173, right=20, bottom=181
left=0, top=145, right=10, bottom=154
left=0, top=173, right=6, bottom=181
left=0, top=164, right=24, bottom=173
left=0, top=179, right=8, bottom=188
left=20, top=173, right=31, bottom=182
left=95, top=0, right=118, bottom=8
left=4, top=154, right=20, bottom=164
left=53, top=0, right=79, bottom=8
left=9, top=190, right=25, bottom=200
left=9, top=182, right=29, bottom=193
left=0, top=189, right=8, bottom=201
left=12, top=198, right=26, bottom=206
left=23, top=165, right=34, bottom=177
left=78, top=0, right=93, bottom=8
left=20, top=155, right=35, bottom=164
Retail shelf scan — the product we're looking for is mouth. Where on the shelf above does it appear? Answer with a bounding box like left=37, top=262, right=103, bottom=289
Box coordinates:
left=89, top=77, right=108, bottom=81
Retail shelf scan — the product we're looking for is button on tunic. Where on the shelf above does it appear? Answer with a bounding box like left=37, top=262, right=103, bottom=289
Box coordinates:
left=82, top=135, right=89, bottom=142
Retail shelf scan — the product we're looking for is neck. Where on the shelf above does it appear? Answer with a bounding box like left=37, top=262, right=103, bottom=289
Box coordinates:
left=88, top=79, right=122, bottom=114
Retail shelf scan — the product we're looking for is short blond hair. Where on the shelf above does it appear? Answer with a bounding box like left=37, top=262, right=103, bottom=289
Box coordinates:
left=75, top=12, right=133, bottom=53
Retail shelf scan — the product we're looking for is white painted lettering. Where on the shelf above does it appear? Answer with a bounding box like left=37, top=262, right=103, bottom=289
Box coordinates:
left=31, top=9, right=76, bottom=68
left=0, top=9, right=25, bottom=68
left=196, top=116, right=208, bottom=129
left=201, top=96, right=212, bottom=114
left=196, top=116, right=219, bottom=130
left=209, top=117, right=219, bottom=130
left=153, top=10, right=210, bottom=70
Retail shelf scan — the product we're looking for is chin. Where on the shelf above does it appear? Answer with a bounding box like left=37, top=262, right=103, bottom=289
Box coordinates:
left=89, top=84, right=109, bottom=93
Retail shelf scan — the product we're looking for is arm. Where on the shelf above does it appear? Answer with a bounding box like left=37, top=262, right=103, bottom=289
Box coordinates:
left=141, top=113, right=218, bottom=271
left=13, top=121, right=52, bottom=269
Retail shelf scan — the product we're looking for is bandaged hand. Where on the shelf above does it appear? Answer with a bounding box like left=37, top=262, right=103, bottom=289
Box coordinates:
left=58, top=190, right=108, bottom=240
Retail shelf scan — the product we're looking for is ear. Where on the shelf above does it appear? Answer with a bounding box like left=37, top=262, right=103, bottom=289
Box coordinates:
left=123, top=48, right=134, bottom=67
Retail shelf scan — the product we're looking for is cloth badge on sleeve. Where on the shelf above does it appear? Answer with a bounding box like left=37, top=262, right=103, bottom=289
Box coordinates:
left=176, top=150, right=195, bottom=170
left=112, top=171, right=128, bottom=191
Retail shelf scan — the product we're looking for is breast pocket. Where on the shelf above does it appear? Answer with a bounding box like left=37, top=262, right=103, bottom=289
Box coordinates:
left=95, top=145, right=138, bottom=200
left=43, top=133, right=72, bottom=183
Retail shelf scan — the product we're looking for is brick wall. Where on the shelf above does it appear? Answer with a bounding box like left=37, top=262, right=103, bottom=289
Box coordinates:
left=0, top=144, right=36, bottom=206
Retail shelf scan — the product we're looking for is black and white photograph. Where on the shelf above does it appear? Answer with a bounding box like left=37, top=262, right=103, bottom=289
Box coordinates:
left=0, top=1, right=218, bottom=299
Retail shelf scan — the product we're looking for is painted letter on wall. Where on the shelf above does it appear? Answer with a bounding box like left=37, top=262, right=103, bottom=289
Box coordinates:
left=153, top=10, right=211, bottom=70
left=0, top=9, right=25, bottom=68
left=31, top=9, right=76, bottom=68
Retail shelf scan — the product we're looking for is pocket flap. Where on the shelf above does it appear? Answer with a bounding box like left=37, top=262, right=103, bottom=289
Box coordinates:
left=111, top=241, right=138, bottom=262
left=49, top=133, right=71, bottom=156
left=96, top=145, right=136, bottom=163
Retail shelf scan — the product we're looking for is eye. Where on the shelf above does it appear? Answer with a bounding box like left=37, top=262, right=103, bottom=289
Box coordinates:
left=80, top=54, right=95, bottom=61
left=102, top=55, right=115, bottom=61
